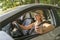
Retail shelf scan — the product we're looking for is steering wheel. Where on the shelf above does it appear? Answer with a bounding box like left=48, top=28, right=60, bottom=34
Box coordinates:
left=13, top=20, right=24, bottom=35
left=17, top=18, right=35, bottom=34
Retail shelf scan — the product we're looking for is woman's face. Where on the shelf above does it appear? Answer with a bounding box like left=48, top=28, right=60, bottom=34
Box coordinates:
left=35, top=14, right=41, bottom=21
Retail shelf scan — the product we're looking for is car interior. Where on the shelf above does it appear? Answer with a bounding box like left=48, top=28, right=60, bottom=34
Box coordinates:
left=1, top=9, right=58, bottom=40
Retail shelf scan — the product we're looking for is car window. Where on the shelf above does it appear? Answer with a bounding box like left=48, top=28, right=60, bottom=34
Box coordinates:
left=56, top=9, right=60, bottom=19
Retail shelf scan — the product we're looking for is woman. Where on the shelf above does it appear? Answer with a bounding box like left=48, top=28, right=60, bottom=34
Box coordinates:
left=14, top=10, right=55, bottom=34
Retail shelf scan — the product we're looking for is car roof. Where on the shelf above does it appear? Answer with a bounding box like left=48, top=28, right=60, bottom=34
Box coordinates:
left=0, top=4, right=60, bottom=23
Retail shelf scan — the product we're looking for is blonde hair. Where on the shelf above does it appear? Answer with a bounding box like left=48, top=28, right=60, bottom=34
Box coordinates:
left=35, top=10, right=46, bottom=21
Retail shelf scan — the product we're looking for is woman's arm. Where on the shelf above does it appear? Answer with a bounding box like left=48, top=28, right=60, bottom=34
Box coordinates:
left=19, top=23, right=34, bottom=30
left=42, top=23, right=55, bottom=34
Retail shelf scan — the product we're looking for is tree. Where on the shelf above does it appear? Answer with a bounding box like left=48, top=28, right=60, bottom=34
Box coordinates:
left=35, top=0, right=40, bottom=3
left=50, top=0, right=60, bottom=5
